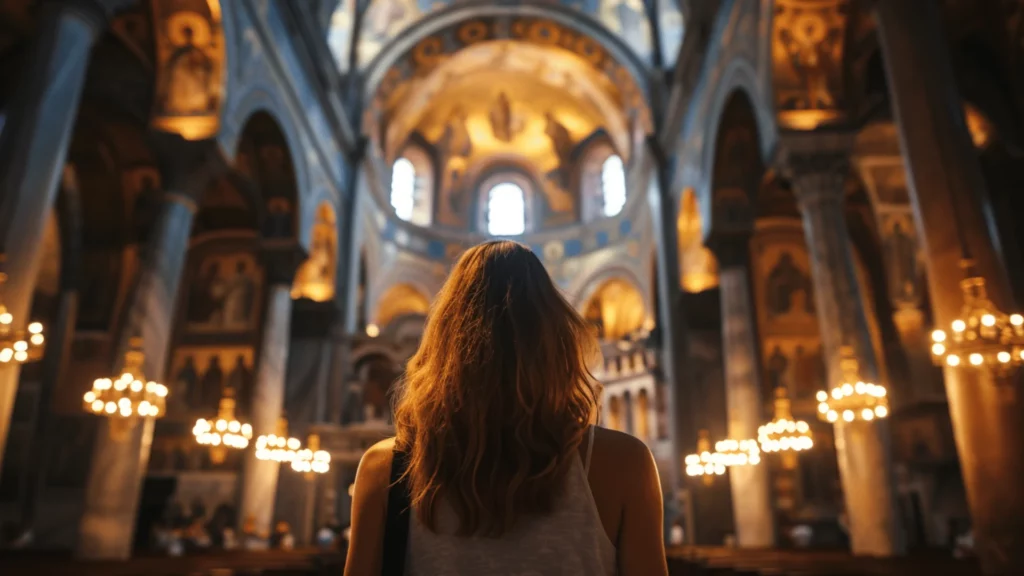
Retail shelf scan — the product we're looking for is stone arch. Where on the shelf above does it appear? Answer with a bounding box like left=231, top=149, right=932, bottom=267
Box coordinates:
left=234, top=111, right=302, bottom=241
left=705, top=88, right=765, bottom=240
left=373, top=283, right=431, bottom=329
left=695, top=58, right=776, bottom=234
left=578, top=275, right=648, bottom=342
left=361, top=3, right=654, bottom=109
left=220, top=90, right=313, bottom=243
left=291, top=201, right=338, bottom=302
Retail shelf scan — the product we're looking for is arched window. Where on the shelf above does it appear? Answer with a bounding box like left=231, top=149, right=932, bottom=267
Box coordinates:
left=601, top=155, right=626, bottom=217
left=486, top=182, right=526, bottom=236
left=390, top=157, right=416, bottom=221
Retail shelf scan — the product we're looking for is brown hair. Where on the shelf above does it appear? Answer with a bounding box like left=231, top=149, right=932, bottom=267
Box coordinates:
left=393, top=240, right=598, bottom=537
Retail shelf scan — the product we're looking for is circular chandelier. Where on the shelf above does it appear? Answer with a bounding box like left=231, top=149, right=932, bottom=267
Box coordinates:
left=0, top=265, right=45, bottom=365
left=290, top=433, right=331, bottom=475
left=760, top=386, right=813, bottom=453
left=713, top=438, right=761, bottom=467
left=255, top=418, right=303, bottom=463
left=684, top=430, right=727, bottom=484
left=193, top=394, right=253, bottom=464
left=83, top=338, right=166, bottom=421
left=816, top=347, right=889, bottom=424
left=930, top=274, right=1024, bottom=375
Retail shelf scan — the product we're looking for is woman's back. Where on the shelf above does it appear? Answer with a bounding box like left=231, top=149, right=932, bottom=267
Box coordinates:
left=345, top=426, right=666, bottom=575
left=343, top=242, right=668, bottom=575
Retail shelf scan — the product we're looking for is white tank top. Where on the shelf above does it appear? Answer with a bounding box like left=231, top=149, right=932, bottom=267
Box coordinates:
left=406, top=426, right=616, bottom=575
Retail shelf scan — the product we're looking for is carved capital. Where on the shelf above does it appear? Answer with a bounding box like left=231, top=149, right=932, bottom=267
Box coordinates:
left=149, top=133, right=227, bottom=201
left=706, top=232, right=752, bottom=270
left=777, top=131, right=855, bottom=210
left=261, top=241, right=309, bottom=286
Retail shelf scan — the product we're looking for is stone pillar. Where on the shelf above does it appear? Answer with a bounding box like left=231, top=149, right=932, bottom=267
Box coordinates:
left=0, top=0, right=128, bottom=476
left=645, top=137, right=691, bottom=500
left=876, top=1, right=1024, bottom=571
left=783, top=134, right=904, bottom=557
left=238, top=246, right=304, bottom=538
left=77, top=137, right=222, bottom=560
left=711, top=238, right=776, bottom=548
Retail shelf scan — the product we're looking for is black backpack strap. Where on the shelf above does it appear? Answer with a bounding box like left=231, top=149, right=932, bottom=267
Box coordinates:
left=381, top=449, right=411, bottom=576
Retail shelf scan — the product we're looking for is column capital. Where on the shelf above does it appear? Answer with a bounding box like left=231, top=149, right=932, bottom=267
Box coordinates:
left=149, top=133, right=227, bottom=201
left=261, top=241, right=308, bottom=286
left=777, top=131, right=856, bottom=208
left=706, top=232, right=752, bottom=270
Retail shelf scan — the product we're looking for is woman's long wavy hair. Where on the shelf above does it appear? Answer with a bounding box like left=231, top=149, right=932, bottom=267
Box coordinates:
left=393, top=240, right=599, bottom=537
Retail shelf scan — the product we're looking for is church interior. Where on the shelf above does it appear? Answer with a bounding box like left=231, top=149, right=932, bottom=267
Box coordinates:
left=1, top=0, right=1024, bottom=574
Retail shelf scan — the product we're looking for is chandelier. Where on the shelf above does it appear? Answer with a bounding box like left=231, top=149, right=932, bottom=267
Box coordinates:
left=193, top=394, right=253, bottom=464
left=255, top=418, right=303, bottom=463
left=0, top=263, right=45, bottom=365
left=714, top=438, right=761, bottom=467
left=816, top=347, right=889, bottom=424
left=83, top=338, right=167, bottom=423
left=290, top=433, right=331, bottom=475
left=684, top=430, right=727, bottom=485
left=760, top=386, right=813, bottom=453
left=929, top=271, right=1024, bottom=375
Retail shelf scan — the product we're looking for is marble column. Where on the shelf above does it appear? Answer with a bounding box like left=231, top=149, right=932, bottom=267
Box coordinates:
left=0, top=0, right=128, bottom=476
left=77, top=138, right=223, bottom=560
left=238, top=247, right=304, bottom=538
left=876, top=1, right=1024, bottom=571
left=784, top=134, right=904, bottom=557
left=711, top=238, right=776, bottom=548
left=645, top=137, right=690, bottom=500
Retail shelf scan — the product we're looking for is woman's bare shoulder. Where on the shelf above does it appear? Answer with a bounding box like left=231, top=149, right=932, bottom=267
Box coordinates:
left=354, top=437, right=397, bottom=497
left=592, top=426, right=653, bottom=459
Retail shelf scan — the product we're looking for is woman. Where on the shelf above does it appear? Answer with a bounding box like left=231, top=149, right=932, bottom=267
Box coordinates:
left=345, top=241, right=667, bottom=575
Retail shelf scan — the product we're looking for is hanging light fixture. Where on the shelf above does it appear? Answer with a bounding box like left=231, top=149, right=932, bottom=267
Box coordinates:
left=255, top=418, right=302, bottom=463
left=816, top=346, right=889, bottom=424
left=0, top=258, right=45, bottom=365
left=83, top=337, right=167, bottom=425
left=291, top=433, right=331, bottom=475
left=684, top=430, right=727, bottom=485
left=929, top=262, right=1024, bottom=375
left=760, top=385, right=813, bottom=454
left=193, top=393, right=253, bottom=464
left=713, top=438, right=761, bottom=467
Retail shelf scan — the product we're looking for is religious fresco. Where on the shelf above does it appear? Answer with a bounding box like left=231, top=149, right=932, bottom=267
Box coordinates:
left=353, top=0, right=655, bottom=68
left=771, top=0, right=848, bottom=130
left=168, top=346, right=256, bottom=417
left=183, top=251, right=262, bottom=334
left=151, top=0, right=226, bottom=140
left=880, top=211, right=924, bottom=310
left=292, top=203, right=338, bottom=302
left=751, top=223, right=824, bottom=404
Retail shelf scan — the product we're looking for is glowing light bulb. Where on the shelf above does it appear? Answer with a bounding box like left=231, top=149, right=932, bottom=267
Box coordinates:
left=970, top=353, right=984, bottom=366
left=30, top=334, right=43, bottom=346
left=366, top=324, right=380, bottom=337
left=932, top=343, right=946, bottom=356
left=874, top=406, right=888, bottom=418
left=818, top=402, right=829, bottom=414
left=827, top=410, right=838, bottom=423
left=842, top=410, right=854, bottom=422
left=952, top=320, right=966, bottom=332
left=947, top=355, right=961, bottom=367
left=1012, top=314, right=1024, bottom=326
left=28, top=322, right=42, bottom=334
left=998, top=351, right=1011, bottom=363
left=816, top=390, right=827, bottom=402
left=862, top=408, right=874, bottom=421
left=982, top=314, right=996, bottom=327
left=0, top=312, right=12, bottom=325
left=932, top=330, right=947, bottom=342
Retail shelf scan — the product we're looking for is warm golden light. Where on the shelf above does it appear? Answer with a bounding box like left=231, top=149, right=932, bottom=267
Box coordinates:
left=930, top=274, right=1024, bottom=375
left=83, top=340, right=166, bottom=424
left=366, top=323, right=380, bottom=338
left=816, top=348, right=890, bottom=425
left=194, top=396, right=253, bottom=463
left=0, top=268, right=45, bottom=364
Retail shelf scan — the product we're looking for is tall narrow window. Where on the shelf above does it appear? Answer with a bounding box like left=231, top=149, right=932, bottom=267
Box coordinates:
left=390, top=157, right=415, bottom=221
left=486, top=182, right=526, bottom=236
left=601, top=155, right=626, bottom=217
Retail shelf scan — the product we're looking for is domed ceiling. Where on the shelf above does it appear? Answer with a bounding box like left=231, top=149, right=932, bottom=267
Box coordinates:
left=328, top=0, right=685, bottom=71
